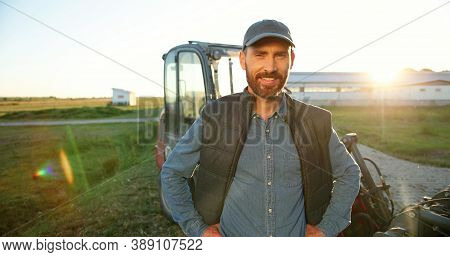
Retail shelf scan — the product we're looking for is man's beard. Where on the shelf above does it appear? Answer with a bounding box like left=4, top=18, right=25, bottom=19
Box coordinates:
left=246, top=69, right=287, bottom=99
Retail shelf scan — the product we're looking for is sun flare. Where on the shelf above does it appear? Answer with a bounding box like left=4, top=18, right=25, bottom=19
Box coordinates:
left=370, top=70, right=399, bottom=87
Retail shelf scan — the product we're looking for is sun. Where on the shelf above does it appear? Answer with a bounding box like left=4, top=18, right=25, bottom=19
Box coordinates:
left=370, top=69, right=398, bottom=87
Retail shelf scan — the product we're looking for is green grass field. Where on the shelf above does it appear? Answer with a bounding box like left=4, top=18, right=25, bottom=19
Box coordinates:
left=0, top=97, right=111, bottom=117
left=328, top=105, right=450, bottom=167
left=0, top=106, right=135, bottom=120
left=0, top=122, right=183, bottom=236
left=0, top=96, right=164, bottom=120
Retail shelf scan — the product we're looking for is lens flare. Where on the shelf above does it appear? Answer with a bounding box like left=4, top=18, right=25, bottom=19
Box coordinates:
left=59, top=149, right=74, bottom=185
left=65, top=126, right=89, bottom=190
left=32, top=164, right=54, bottom=180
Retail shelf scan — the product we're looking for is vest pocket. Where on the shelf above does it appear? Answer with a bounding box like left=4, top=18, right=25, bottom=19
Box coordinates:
left=201, top=145, right=233, bottom=177
left=194, top=168, right=228, bottom=224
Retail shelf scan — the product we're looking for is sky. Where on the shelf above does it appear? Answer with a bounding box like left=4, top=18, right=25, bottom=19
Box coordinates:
left=0, top=0, right=449, bottom=97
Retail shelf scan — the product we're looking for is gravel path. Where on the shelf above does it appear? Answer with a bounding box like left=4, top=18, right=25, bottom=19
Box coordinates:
left=358, top=144, right=450, bottom=213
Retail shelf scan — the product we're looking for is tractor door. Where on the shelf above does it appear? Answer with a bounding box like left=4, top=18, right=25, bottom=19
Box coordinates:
left=177, top=51, right=207, bottom=135
left=163, top=47, right=209, bottom=156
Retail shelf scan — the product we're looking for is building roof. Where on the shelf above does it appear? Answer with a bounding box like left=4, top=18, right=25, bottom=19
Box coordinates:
left=393, top=72, right=450, bottom=86
left=288, top=72, right=371, bottom=85
left=112, top=88, right=135, bottom=93
left=287, top=71, right=450, bottom=87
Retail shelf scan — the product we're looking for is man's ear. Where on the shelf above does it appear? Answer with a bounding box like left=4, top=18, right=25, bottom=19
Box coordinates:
left=290, top=50, right=295, bottom=69
left=239, top=50, right=247, bottom=70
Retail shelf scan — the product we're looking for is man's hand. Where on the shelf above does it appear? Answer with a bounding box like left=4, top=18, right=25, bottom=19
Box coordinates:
left=201, top=223, right=222, bottom=237
left=306, top=224, right=325, bottom=237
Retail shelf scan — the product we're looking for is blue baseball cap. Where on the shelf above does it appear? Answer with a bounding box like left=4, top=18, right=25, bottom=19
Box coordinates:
left=243, top=19, right=295, bottom=48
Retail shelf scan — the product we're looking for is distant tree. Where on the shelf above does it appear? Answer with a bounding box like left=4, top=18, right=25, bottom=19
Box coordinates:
left=401, top=67, right=416, bottom=73
left=420, top=68, right=434, bottom=72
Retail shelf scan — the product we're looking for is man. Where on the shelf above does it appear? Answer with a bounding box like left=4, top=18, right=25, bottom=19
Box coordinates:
left=161, top=19, right=360, bottom=237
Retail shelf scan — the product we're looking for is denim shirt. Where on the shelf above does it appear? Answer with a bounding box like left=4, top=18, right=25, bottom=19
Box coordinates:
left=161, top=93, right=360, bottom=237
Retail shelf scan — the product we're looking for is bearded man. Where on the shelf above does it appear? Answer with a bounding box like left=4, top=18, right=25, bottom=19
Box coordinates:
left=161, top=19, right=360, bottom=237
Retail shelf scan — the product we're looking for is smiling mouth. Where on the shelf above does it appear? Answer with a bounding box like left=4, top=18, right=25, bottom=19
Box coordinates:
left=259, top=77, right=278, bottom=85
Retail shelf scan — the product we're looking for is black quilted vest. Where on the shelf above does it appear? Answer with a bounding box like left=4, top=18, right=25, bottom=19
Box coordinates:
left=193, top=91, right=333, bottom=225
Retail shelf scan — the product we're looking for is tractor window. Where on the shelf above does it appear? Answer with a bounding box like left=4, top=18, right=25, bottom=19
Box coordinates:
left=178, top=52, right=206, bottom=135
left=216, top=56, right=247, bottom=97
left=164, top=51, right=178, bottom=137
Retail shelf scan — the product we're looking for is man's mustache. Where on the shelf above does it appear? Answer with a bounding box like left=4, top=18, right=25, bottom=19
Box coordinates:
left=255, top=71, right=282, bottom=79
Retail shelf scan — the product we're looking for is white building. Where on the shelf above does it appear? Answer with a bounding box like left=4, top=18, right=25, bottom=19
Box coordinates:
left=112, top=88, right=136, bottom=106
left=287, top=71, right=450, bottom=106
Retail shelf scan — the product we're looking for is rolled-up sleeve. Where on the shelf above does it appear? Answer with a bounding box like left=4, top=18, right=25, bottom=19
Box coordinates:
left=160, top=117, right=209, bottom=237
left=317, top=127, right=361, bottom=236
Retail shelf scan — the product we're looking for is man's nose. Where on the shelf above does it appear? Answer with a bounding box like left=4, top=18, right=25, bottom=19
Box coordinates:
left=263, top=58, right=277, bottom=73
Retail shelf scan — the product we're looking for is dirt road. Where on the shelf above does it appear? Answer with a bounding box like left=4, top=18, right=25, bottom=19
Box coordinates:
left=358, top=144, right=450, bottom=212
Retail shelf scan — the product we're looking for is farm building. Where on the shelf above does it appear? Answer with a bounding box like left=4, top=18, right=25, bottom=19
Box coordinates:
left=112, top=88, right=136, bottom=106
left=287, top=71, right=450, bottom=106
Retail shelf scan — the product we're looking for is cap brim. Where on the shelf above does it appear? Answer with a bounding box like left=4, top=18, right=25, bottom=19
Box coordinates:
left=245, top=32, right=295, bottom=48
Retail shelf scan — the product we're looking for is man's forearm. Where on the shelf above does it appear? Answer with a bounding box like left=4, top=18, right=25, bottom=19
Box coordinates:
left=317, top=164, right=360, bottom=236
left=318, top=128, right=361, bottom=236
left=161, top=168, right=209, bottom=236
left=159, top=117, right=208, bottom=236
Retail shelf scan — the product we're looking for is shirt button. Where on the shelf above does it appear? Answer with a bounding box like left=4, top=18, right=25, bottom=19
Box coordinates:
left=265, top=129, right=270, bottom=133
left=268, top=208, right=272, bottom=214
left=267, top=155, right=271, bottom=159
left=267, top=181, right=272, bottom=186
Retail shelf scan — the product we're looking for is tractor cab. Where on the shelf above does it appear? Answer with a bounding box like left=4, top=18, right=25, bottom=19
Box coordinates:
left=155, top=42, right=246, bottom=218
left=156, top=41, right=245, bottom=168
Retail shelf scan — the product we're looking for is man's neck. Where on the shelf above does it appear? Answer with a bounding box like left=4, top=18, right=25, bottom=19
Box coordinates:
left=247, top=87, right=282, bottom=122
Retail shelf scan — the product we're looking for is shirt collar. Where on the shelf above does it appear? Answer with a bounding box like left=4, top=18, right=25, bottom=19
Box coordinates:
left=243, top=87, right=288, bottom=120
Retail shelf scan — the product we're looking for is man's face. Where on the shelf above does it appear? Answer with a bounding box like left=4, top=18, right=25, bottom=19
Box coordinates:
left=239, top=37, right=295, bottom=99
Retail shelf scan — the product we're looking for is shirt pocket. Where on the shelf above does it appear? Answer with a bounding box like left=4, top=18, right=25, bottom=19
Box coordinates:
left=281, top=152, right=302, bottom=187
